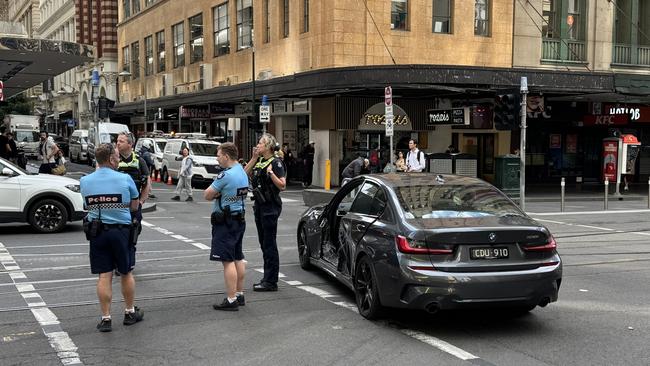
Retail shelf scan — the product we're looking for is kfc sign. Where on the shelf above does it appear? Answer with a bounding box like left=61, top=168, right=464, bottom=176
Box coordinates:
left=583, top=114, right=628, bottom=126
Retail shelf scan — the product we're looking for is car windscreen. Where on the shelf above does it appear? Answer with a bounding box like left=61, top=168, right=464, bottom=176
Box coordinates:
left=156, top=141, right=167, bottom=151
left=100, top=133, right=121, bottom=144
left=190, top=143, right=218, bottom=156
left=16, top=131, right=39, bottom=142
left=395, top=184, right=522, bottom=219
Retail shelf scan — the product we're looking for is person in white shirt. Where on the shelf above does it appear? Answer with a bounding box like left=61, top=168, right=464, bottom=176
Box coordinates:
left=406, top=139, right=426, bottom=172
left=171, top=147, right=194, bottom=201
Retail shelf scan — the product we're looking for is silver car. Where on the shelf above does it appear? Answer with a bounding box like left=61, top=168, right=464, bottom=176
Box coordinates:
left=297, top=173, right=562, bottom=319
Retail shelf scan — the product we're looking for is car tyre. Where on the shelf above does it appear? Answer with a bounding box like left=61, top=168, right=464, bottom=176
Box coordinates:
left=297, top=226, right=312, bottom=270
left=354, top=255, right=383, bottom=320
left=28, top=199, right=68, bottom=233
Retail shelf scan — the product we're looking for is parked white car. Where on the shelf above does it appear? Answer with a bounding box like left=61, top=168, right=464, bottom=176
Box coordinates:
left=161, top=138, right=221, bottom=185
left=0, top=157, right=85, bottom=233
left=135, top=137, right=167, bottom=172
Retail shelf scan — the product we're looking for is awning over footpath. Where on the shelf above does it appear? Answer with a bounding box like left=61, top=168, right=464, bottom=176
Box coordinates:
left=0, top=36, right=94, bottom=99
left=112, top=65, right=620, bottom=114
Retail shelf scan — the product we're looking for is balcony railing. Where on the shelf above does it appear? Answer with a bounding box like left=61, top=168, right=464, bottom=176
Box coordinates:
left=613, top=44, right=650, bottom=66
left=542, top=39, right=585, bottom=62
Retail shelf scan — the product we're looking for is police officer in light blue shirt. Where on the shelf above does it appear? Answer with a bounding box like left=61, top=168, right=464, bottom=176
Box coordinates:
left=80, top=143, right=144, bottom=332
left=204, top=142, right=249, bottom=311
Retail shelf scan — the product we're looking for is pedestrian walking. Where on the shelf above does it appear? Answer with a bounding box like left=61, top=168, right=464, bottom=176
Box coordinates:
left=204, top=142, right=249, bottom=311
left=406, top=139, right=426, bottom=172
left=80, top=143, right=144, bottom=332
left=301, top=141, right=315, bottom=187
left=37, top=131, right=59, bottom=174
left=171, top=147, right=193, bottom=202
left=245, top=133, right=286, bottom=292
left=342, top=155, right=369, bottom=181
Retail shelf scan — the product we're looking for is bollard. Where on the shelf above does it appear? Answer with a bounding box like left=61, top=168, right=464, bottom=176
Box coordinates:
left=560, top=177, right=566, bottom=212
left=605, top=178, right=609, bottom=211
left=324, top=159, right=331, bottom=191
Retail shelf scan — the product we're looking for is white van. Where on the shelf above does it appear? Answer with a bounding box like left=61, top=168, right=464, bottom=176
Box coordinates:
left=68, top=129, right=89, bottom=163
left=87, top=123, right=130, bottom=166
left=161, top=138, right=221, bottom=185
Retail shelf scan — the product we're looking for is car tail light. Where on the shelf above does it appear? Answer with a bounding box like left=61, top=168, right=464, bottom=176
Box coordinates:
left=396, top=235, right=453, bottom=255
left=523, top=235, right=557, bottom=252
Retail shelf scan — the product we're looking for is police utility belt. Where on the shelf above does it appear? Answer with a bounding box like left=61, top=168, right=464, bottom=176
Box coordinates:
left=211, top=207, right=245, bottom=225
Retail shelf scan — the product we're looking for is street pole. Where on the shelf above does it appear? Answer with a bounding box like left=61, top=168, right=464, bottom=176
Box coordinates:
left=178, top=106, right=182, bottom=133
left=519, top=77, right=528, bottom=211
left=143, top=73, right=147, bottom=132
left=251, top=29, right=259, bottom=133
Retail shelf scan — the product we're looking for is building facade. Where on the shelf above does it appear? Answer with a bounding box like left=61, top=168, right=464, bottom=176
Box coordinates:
left=37, top=0, right=78, bottom=136
left=75, top=0, right=119, bottom=129
left=115, top=0, right=648, bottom=187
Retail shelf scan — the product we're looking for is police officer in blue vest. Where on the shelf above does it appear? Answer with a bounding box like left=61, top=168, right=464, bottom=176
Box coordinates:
left=116, top=133, right=151, bottom=239
left=245, top=133, right=286, bottom=292
left=80, top=143, right=144, bottom=332
left=204, top=142, right=249, bottom=310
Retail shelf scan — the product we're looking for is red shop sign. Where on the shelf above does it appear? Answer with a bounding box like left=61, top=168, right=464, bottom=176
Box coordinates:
left=604, top=104, right=650, bottom=123
left=583, top=114, right=628, bottom=126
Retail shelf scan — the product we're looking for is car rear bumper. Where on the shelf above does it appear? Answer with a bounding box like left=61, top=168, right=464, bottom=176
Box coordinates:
left=390, top=263, right=562, bottom=311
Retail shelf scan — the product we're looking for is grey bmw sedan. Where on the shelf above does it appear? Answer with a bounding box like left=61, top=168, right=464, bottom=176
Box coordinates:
left=297, top=173, right=562, bottom=319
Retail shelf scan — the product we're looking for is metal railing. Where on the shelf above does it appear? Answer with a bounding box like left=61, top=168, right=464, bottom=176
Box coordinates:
left=541, top=39, right=585, bottom=61
left=613, top=44, right=650, bottom=65
left=638, top=46, right=650, bottom=66
left=613, top=44, right=632, bottom=64
left=542, top=39, right=561, bottom=60
left=567, top=41, right=586, bottom=61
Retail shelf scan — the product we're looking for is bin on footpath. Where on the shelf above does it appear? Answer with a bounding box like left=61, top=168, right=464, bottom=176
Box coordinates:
left=495, top=156, right=520, bottom=200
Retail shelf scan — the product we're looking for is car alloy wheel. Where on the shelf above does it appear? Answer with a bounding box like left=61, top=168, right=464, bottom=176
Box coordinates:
left=29, top=199, right=68, bottom=233
left=354, top=256, right=383, bottom=319
left=297, top=227, right=312, bottom=270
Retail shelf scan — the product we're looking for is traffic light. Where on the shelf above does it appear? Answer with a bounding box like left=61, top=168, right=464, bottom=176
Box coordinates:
left=494, top=93, right=520, bottom=130
left=97, top=97, right=115, bottom=119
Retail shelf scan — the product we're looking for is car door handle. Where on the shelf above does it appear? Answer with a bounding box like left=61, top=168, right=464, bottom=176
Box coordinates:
left=355, top=224, right=366, bottom=232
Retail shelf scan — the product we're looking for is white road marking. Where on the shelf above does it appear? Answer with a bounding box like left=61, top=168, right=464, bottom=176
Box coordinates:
left=536, top=218, right=650, bottom=238
left=0, top=242, right=82, bottom=365
left=401, top=329, right=479, bottom=361
left=190, top=242, right=211, bottom=250
left=171, top=234, right=189, bottom=240
left=284, top=280, right=303, bottom=286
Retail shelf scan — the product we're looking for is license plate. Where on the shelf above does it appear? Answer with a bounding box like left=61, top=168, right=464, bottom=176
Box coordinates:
left=470, top=247, right=509, bottom=260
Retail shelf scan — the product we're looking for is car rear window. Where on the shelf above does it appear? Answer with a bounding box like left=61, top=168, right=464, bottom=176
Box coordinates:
left=395, top=184, right=522, bottom=219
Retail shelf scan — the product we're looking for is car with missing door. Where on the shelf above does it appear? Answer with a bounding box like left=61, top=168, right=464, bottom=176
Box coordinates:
left=297, top=173, right=562, bottom=319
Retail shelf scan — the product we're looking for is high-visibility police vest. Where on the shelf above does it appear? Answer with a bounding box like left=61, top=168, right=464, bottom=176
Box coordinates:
left=118, top=151, right=144, bottom=192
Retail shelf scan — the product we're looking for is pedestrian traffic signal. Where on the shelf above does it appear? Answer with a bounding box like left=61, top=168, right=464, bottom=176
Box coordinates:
left=494, top=94, right=520, bottom=130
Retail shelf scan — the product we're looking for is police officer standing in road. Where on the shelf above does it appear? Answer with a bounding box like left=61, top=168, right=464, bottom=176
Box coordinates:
left=204, top=142, right=249, bottom=310
left=80, top=143, right=144, bottom=332
left=116, top=133, right=151, bottom=237
left=245, top=133, right=286, bottom=292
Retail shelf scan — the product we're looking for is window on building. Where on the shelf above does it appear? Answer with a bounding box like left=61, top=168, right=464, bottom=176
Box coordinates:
left=146, top=0, right=155, bottom=6
left=156, top=30, right=165, bottom=72
left=123, top=0, right=131, bottom=19
left=302, top=0, right=309, bottom=33
left=567, top=0, right=582, bottom=40
left=264, top=0, right=270, bottom=43
left=189, top=13, right=204, bottom=63
left=173, top=22, right=185, bottom=67
left=542, top=0, right=557, bottom=38
left=131, top=41, right=140, bottom=78
left=432, top=0, right=452, bottom=34
left=474, top=0, right=489, bottom=36
left=214, top=3, right=230, bottom=56
left=282, top=0, right=289, bottom=37
left=391, top=0, right=408, bottom=30
left=613, top=0, right=650, bottom=64
left=122, top=46, right=130, bottom=74
left=237, top=0, right=253, bottom=49
left=144, top=36, right=153, bottom=75
left=132, top=0, right=140, bottom=14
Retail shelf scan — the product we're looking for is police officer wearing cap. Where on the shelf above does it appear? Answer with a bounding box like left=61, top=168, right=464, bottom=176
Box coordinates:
left=116, top=133, right=151, bottom=240
left=245, top=133, right=286, bottom=292
left=80, top=143, right=144, bottom=332
left=204, top=142, right=249, bottom=310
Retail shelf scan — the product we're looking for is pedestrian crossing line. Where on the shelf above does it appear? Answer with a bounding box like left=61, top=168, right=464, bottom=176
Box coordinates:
left=141, top=220, right=210, bottom=251
left=0, top=242, right=82, bottom=365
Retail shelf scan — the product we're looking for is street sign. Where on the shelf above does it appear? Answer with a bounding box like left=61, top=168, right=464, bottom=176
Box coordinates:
left=0, top=81, right=4, bottom=101
left=385, top=115, right=394, bottom=136
left=259, top=105, right=270, bottom=123
left=384, top=86, right=392, bottom=106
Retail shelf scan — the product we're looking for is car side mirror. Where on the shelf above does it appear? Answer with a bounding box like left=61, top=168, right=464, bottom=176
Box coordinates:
left=2, top=168, right=15, bottom=176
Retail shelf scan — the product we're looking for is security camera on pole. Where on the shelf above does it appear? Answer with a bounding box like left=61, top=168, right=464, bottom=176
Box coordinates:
left=385, top=86, right=394, bottom=170
left=259, top=94, right=270, bottom=133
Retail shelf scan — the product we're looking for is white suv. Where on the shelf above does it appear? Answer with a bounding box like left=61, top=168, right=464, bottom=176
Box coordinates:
left=161, top=138, right=221, bottom=185
left=0, top=157, right=85, bottom=233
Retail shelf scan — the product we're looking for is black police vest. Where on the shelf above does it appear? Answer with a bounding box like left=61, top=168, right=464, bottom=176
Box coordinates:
left=118, top=152, right=144, bottom=192
left=252, top=156, right=281, bottom=206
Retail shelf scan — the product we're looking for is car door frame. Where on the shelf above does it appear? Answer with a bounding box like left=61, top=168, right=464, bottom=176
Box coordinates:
left=0, top=160, right=23, bottom=218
